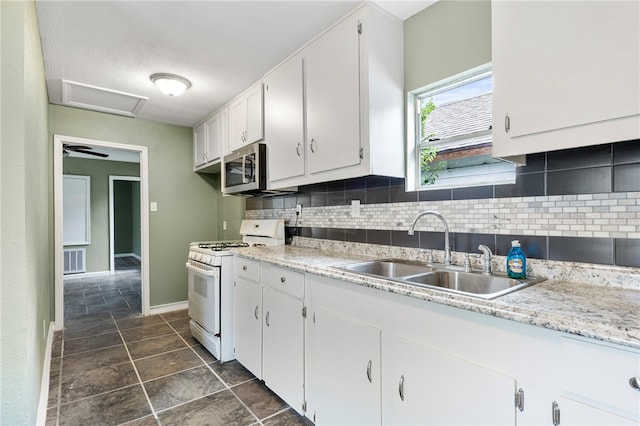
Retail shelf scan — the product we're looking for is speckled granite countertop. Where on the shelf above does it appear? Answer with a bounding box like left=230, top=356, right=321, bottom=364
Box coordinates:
left=232, top=245, right=640, bottom=350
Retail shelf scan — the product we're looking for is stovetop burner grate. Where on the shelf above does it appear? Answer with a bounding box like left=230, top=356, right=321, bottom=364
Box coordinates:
left=198, top=242, right=250, bottom=251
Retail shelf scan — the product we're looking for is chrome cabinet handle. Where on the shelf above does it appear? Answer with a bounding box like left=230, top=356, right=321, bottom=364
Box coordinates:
left=310, top=138, right=317, bottom=153
left=296, top=143, right=302, bottom=156
left=254, top=306, right=259, bottom=320
left=552, top=401, right=560, bottom=426
left=399, top=375, right=405, bottom=401
left=630, top=377, right=640, bottom=391
left=280, top=276, right=286, bottom=284
left=505, top=113, right=511, bottom=133
left=242, top=265, right=247, bottom=271
left=265, top=311, right=270, bottom=327
left=366, top=360, right=372, bottom=383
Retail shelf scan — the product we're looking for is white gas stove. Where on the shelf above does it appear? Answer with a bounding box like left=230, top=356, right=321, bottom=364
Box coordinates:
left=186, top=219, right=284, bottom=361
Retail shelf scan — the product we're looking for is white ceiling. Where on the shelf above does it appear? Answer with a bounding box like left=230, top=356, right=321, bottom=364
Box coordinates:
left=36, top=1, right=434, bottom=128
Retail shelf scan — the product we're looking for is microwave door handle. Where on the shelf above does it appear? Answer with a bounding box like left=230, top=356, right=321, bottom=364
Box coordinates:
left=242, top=154, right=249, bottom=184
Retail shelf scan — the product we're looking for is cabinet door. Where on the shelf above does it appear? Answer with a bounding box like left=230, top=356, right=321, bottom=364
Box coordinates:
left=233, top=277, right=262, bottom=378
left=228, top=96, right=247, bottom=152
left=305, top=12, right=361, bottom=175
left=555, top=398, right=637, bottom=426
left=204, top=113, right=221, bottom=163
left=245, top=83, right=264, bottom=145
left=306, top=307, right=381, bottom=425
left=384, top=335, right=516, bottom=425
left=262, top=288, right=304, bottom=414
left=492, top=1, right=640, bottom=157
left=193, top=123, right=206, bottom=167
left=264, top=57, right=305, bottom=183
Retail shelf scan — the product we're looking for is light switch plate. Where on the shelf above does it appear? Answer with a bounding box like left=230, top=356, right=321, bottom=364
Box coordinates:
left=150, top=202, right=157, bottom=212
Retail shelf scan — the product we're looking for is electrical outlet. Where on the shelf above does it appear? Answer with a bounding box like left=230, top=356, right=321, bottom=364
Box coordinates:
left=351, top=199, right=360, bottom=217
left=150, top=201, right=158, bottom=212
left=223, top=221, right=227, bottom=231
left=296, top=204, right=302, bottom=216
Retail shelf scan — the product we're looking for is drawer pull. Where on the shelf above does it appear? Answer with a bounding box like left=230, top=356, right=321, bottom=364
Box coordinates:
left=242, top=265, right=247, bottom=271
left=280, top=276, right=286, bottom=283
left=630, top=376, right=640, bottom=391
left=399, top=375, right=405, bottom=401
left=265, top=311, right=270, bottom=327
left=366, top=360, right=372, bottom=383
left=254, top=306, right=259, bottom=320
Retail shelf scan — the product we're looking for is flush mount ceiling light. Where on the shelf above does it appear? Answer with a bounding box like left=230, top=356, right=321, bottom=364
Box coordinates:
left=150, top=73, right=192, bottom=96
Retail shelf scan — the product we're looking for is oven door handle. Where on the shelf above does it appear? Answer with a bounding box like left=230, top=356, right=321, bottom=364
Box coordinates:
left=185, top=262, right=219, bottom=277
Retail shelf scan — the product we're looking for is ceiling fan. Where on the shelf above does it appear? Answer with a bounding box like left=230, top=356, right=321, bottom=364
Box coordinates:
left=63, top=144, right=109, bottom=158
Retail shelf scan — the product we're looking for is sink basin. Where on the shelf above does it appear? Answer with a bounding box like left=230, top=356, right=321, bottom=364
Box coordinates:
left=333, top=259, right=546, bottom=299
left=404, top=270, right=546, bottom=299
left=334, top=259, right=435, bottom=278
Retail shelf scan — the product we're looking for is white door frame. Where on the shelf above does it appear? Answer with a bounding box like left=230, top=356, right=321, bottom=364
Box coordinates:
left=109, top=176, right=142, bottom=274
left=54, top=134, right=151, bottom=329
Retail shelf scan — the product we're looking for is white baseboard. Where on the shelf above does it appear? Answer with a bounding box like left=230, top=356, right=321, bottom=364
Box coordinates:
left=36, top=323, right=56, bottom=426
left=149, top=301, right=188, bottom=315
left=63, top=270, right=110, bottom=280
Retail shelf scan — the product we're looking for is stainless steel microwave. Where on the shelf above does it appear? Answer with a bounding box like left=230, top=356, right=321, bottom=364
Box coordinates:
left=222, top=142, right=267, bottom=196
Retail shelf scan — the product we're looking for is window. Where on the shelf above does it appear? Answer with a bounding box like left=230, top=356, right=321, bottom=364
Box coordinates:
left=406, top=64, right=516, bottom=191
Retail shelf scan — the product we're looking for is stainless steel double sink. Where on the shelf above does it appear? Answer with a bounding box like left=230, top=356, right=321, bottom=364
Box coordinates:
left=333, top=259, right=546, bottom=299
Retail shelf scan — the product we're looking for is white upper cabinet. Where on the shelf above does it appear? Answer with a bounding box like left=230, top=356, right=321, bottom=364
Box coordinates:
left=263, top=56, right=305, bottom=183
left=193, top=106, right=228, bottom=171
left=229, top=82, right=264, bottom=152
left=492, top=1, right=640, bottom=159
left=193, top=122, right=206, bottom=168
left=265, top=4, right=404, bottom=189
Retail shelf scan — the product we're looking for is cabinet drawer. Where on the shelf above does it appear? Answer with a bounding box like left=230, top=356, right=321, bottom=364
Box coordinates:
left=234, top=256, right=260, bottom=283
left=562, top=337, right=640, bottom=421
left=262, top=263, right=304, bottom=299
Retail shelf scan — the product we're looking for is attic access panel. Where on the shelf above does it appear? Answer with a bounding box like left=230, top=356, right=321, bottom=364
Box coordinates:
left=62, top=80, right=148, bottom=117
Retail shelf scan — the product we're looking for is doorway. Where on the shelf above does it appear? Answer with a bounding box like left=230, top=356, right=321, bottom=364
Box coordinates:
left=109, top=176, right=142, bottom=274
left=54, top=135, right=150, bottom=329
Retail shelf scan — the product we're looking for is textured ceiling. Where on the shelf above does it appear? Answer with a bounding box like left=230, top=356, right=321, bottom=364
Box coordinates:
left=36, top=1, right=433, bottom=128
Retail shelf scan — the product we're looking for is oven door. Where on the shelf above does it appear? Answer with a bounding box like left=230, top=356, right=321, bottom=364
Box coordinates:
left=186, top=263, right=220, bottom=336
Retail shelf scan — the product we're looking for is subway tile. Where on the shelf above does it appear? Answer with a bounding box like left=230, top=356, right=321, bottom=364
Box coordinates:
left=344, top=177, right=366, bottom=190
left=311, top=194, right=327, bottom=207
left=245, top=198, right=262, bottom=210
left=547, top=144, right=612, bottom=170
left=549, top=236, right=613, bottom=264
left=615, top=239, right=640, bottom=267
left=326, top=180, right=346, bottom=192
left=419, top=188, right=452, bottom=202
left=495, top=172, right=545, bottom=198
left=496, top=234, right=547, bottom=260
left=262, top=198, right=274, bottom=209
left=345, top=229, right=367, bottom=243
left=310, top=227, right=327, bottom=239
left=365, top=187, right=390, bottom=204
left=391, top=230, right=420, bottom=248
left=517, top=153, right=546, bottom=174
left=326, top=191, right=346, bottom=206
left=298, top=182, right=327, bottom=193
left=613, top=139, right=640, bottom=165
left=418, top=231, right=446, bottom=250
left=367, top=229, right=391, bottom=246
left=390, top=186, right=418, bottom=203
left=453, top=233, right=495, bottom=254
left=453, top=185, right=494, bottom=200
left=613, top=163, right=640, bottom=192
left=297, top=227, right=312, bottom=238
left=296, top=195, right=311, bottom=209
left=270, top=197, right=284, bottom=209
left=366, top=176, right=390, bottom=188
left=283, top=196, right=297, bottom=209
left=326, top=228, right=346, bottom=241
left=389, top=177, right=406, bottom=187
left=547, top=167, right=611, bottom=195
left=345, top=189, right=365, bottom=203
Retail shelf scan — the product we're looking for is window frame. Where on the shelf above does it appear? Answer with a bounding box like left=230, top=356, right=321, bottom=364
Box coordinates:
left=406, top=63, right=515, bottom=192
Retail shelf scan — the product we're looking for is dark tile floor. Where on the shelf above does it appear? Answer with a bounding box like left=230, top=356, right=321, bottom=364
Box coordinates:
left=63, top=257, right=142, bottom=320
left=47, top=309, right=311, bottom=425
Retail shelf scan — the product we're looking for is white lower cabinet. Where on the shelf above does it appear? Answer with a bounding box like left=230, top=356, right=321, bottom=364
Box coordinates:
left=262, top=287, right=304, bottom=414
left=554, top=398, right=637, bottom=426
left=306, top=307, right=381, bottom=425
left=384, top=334, right=516, bottom=425
left=232, top=276, right=262, bottom=378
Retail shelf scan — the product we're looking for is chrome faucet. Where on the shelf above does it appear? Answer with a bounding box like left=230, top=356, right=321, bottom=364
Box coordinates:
left=408, top=210, right=451, bottom=265
left=477, top=245, right=493, bottom=275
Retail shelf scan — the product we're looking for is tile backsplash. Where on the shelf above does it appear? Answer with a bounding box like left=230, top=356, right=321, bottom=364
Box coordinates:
left=246, top=140, right=640, bottom=268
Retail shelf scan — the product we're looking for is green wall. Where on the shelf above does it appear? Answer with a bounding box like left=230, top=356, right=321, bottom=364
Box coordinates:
left=63, top=158, right=140, bottom=272
left=0, top=1, right=52, bottom=424
left=50, top=104, right=229, bottom=306
left=404, top=0, right=491, bottom=92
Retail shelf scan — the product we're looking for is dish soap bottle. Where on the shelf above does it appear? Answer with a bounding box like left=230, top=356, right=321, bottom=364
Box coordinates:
left=506, top=240, right=526, bottom=279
